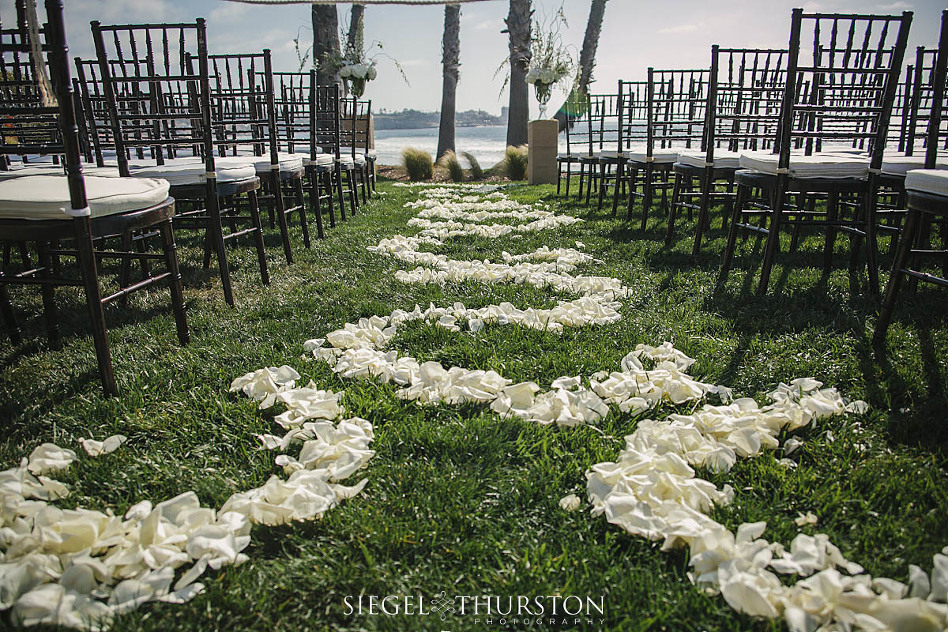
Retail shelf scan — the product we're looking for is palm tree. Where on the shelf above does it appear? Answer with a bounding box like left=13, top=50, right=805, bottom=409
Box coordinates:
left=312, top=5, right=341, bottom=87
left=505, top=0, right=532, bottom=146
left=437, top=3, right=462, bottom=160
left=345, top=4, right=366, bottom=96
left=553, top=0, right=608, bottom=131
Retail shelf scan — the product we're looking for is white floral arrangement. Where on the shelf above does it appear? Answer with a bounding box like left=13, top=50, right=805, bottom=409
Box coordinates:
left=338, top=62, right=378, bottom=81
left=525, top=65, right=566, bottom=87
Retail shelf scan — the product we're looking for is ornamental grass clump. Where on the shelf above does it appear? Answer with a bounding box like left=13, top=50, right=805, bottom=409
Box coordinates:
left=401, top=147, right=433, bottom=181
left=438, top=150, right=465, bottom=182
left=502, top=145, right=529, bottom=180
left=461, top=151, right=484, bottom=180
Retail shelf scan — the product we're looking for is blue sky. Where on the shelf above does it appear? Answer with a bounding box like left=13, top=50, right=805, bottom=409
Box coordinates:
left=11, top=0, right=948, bottom=115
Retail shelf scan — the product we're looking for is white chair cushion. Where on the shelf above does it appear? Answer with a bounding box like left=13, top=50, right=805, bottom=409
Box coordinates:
left=337, top=155, right=355, bottom=166
left=677, top=150, right=742, bottom=169
left=365, top=149, right=377, bottom=159
left=626, top=146, right=682, bottom=164
left=339, top=149, right=367, bottom=165
left=596, top=150, right=625, bottom=160
left=905, top=169, right=948, bottom=196
left=881, top=154, right=948, bottom=177
left=0, top=175, right=169, bottom=220
left=129, top=156, right=255, bottom=186
left=739, top=151, right=869, bottom=178
left=250, top=152, right=305, bottom=175
left=0, top=164, right=66, bottom=179
left=311, top=154, right=335, bottom=167
left=817, top=144, right=869, bottom=156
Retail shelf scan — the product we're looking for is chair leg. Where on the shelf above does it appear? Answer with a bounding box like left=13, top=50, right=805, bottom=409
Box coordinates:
left=823, top=192, right=839, bottom=277
left=612, top=161, right=624, bottom=217
left=325, top=172, right=337, bottom=228
left=864, top=187, right=882, bottom=296
left=37, top=242, right=61, bottom=349
left=596, top=162, right=607, bottom=211
left=556, top=161, right=563, bottom=195
left=295, top=176, right=312, bottom=248
left=692, top=170, right=714, bottom=255
left=565, top=162, right=571, bottom=197
left=665, top=173, right=684, bottom=247
left=641, top=164, right=654, bottom=231
left=247, top=188, right=270, bottom=286
left=757, top=184, right=789, bottom=295
left=158, top=220, right=189, bottom=346
left=334, top=167, right=348, bottom=222
left=271, top=172, right=294, bottom=265
left=73, top=218, right=116, bottom=396
left=308, top=169, right=326, bottom=240
left=346, top=170, right=358, bottom=218
left=874, top=207, right=922, bottom=346
left=719, top=182, right=750, bottom=286
left=206, top=191, right=235, bottom=307
left=0, top=281, right=21, bottom=345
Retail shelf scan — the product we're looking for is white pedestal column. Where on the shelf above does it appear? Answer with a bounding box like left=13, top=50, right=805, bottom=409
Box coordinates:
left=527, top=119, right=558, bottom=185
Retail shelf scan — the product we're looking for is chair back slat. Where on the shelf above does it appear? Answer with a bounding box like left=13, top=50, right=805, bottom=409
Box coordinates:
left=312, top=78, right=341, bottom=160
left=0, top=0, right=86, bottom=208
left=208, top=50, right=278, bottom=165
left=91, top=19, right=214, bottom=177
left=705, top=47, right=788, bottom=160
left=645, top=68, right=710, bottom=155
left=777, top=10, right=913, bottom=167
left=617, top=80, right=648, bottom=153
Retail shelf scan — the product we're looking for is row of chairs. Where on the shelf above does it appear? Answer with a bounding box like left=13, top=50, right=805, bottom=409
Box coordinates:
left=0, top=0, right=376, bottom=394
left=558, top=8, right=946, bottom=346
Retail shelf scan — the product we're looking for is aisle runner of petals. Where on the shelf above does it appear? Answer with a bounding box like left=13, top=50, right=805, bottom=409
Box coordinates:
left=310, top=184, right=947, bottom=631
left=1, top=184, right=944, bottom=631
left=0, top=374, right=372, bottom=629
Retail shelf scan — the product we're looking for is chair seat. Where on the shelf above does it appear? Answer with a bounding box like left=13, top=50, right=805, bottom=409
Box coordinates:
left=677, top=150, right=742, bottom=169
left=596, top=150, right=625, bottom=160
left=250, top=152, right=304, bottom=175
left=339, top=149, right=367, bottom=166
left=310, top=154, right=335, bottom=167
left=0, top=175, right=170, bottom=220
left=625, top=146, right=681, bottom=164
left=881, top=154, right=948, bottom=177
left=365, top=149, right=378, bottom=159
left=905, top=169, right=948, bottom=197
left=129, top=156, right=256, bottom=186
left=738, top=151, right=869, bottom=178
left=0, top=164, right=68, bottom=179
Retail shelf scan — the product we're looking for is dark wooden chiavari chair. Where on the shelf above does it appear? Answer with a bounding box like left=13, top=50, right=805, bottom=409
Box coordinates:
left=609, top=79, right=648, bottom=216
left=91, top=18, right=270, bottom=307
left=208, top=50, right=298, bottom=264
left=0, top=0, right=187, bottom=395
left=578, top=92, right=619, bottom=207
left=313, top=80, right=358, bottom=221
left=270, top=70, right=329, bottom=241
left=340, top=95, right=372, bottom=205
left=624, top=68, right=709, bottom=230
left=719, top=9, right=913, bottom=296
left=556, top=90, right=591, bottom=197
left=874, top=9, right=948, bottom=346
left=666, top=47, right=787, bottom=253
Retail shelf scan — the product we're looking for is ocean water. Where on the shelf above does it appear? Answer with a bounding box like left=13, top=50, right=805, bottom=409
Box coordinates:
left=374, top=125, right=567, bottom=167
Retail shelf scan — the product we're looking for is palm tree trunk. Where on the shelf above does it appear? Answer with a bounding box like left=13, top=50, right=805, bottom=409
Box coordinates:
left=437, top=4, right=462, bottom=160
left=347, top=4, right=365, bottom=54
left=344, top=4, right=366, bottom=97
left=505, top=0, right=532, bottom=147
left=312, top=5, right=341, bottom=88
left=553, top=0, right=608, bottom=131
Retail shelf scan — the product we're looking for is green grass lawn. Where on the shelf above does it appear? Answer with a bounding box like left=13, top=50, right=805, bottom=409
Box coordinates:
left=0, top=179, right=946, bottom=631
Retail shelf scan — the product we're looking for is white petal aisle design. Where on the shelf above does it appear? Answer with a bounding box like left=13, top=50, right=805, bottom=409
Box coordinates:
left=2, top=183, right=944, bottom=630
